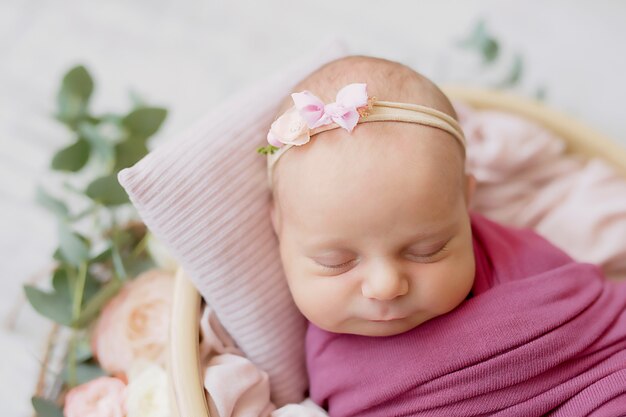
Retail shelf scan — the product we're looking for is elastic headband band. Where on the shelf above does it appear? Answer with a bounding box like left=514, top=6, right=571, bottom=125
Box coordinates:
left=258, top=83, right=466, bottom=190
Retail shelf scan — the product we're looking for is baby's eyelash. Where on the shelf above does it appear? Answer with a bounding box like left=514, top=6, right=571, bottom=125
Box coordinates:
left=318, top=259, right=355, bottom=270
left=410, top=242, right=449, bottom=261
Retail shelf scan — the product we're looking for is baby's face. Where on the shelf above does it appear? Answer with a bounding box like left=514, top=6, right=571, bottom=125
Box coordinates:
left=271, top=123, right=475, bottom=336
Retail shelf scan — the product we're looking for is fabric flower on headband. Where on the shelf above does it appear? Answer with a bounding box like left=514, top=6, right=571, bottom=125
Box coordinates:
left=258, top=83, right=370, bottom=154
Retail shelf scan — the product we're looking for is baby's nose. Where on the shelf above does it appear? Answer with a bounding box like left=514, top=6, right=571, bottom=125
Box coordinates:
left=361, top=261, right=409, bottom=301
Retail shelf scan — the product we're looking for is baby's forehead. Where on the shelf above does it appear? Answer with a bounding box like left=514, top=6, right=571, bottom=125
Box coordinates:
left=274, top=121, right=465, bottom=218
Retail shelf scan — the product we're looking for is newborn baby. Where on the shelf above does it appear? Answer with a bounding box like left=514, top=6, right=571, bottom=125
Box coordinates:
left=262, top=56, right=626, bottom=416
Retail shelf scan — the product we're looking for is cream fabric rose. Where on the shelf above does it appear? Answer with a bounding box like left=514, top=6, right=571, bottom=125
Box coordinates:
left=92, top=269, right=174, bottom=375
left=126, top=362, right=170, bottom=417
left=63, top=376, right=126, bottom=417
left=266, top=107, right=311, bottom=147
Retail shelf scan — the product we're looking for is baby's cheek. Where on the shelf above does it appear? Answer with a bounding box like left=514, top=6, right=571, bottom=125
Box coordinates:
left=435, top=258, right=475, bottom=314
left=415, top=259, right=473, bottom=316
left=290, top=276, right=350, bottom=330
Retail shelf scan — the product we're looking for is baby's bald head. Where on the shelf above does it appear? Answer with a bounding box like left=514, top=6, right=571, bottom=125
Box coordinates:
left=273, top=55, right=458, bottom=120
left=269, top=55, right=471, bottom=237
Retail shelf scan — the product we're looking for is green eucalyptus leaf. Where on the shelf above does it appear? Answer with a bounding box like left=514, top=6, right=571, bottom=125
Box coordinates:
left=122, top=107, right=167, bottom=138
left=32, top=396, right=64, bottom=417
left=124, top=255, right=157, bottom=278
left=52, top=248, right=63, bottom=263
left=78, top=122, right=115, bottom=165
left=456, top=19, right=487, bottom=48
left=85, top=174, right=129, bottom=206
left=100, top=112, right=124, bottom=125
left=24, top=285, right=72, bottom=326
left=482, top=38, right=499, bottom=63
left=35, top=187, right=69, bottom=218
left=51, top=268, right=70, bottom=297
left=111, top=240, right=128, bottom=281
left=75, top=337, right=93, bottom=363
left=496, top=54, right=524, bottom=88
left=76, top=362, right=107, bottom=384
left=113, top=139, right=149, bottom=171
left=457, top=19, right=500, bottom=64
left=90, top=245, right=112, bottom=263
left=56, top=65, right=94, bottom=126
left=82, top=272, right=102, bottom=305
left=51, top=138, right=91, bottom=172
left=61, top=65, right=94, bottom=103
left=58, top=224, right=90, bottom=267
left=51, top=268, right=98, bottom=317
left=64, top=362, right=107, bottom=386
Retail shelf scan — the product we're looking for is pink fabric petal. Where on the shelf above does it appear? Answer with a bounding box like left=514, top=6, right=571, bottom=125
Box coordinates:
left=325, top=103, right=360, bottom=132
left=309, top=112, right=332, bottom=129
left=323, top=102, right=345, bottom=118
left=291, top=91, right=326, bottom=128
left=335, top=83, right=368, bottom=108
left=333, top=110, right=360, bottom=132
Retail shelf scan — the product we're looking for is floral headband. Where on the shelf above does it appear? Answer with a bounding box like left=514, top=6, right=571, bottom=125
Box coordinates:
left=258, top=83, right=466, bottom=189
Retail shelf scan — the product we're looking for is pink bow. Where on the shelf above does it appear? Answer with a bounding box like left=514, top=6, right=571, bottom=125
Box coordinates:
left=290, top=83, right=368, bottom=132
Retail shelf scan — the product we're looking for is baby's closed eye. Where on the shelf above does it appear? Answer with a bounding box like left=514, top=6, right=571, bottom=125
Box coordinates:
left=312, top=241, right=451, bottom=271
left=312, top=253, right=356, bottom=270
left=406, top=241, right=450, bottom=261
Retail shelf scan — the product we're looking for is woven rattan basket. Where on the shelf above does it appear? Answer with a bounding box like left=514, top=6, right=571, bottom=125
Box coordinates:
left=167, top=86, right=626, bottom=417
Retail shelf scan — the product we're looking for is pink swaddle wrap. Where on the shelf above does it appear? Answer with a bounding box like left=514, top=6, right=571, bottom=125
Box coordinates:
left=306, top=212, right=626, bottom=416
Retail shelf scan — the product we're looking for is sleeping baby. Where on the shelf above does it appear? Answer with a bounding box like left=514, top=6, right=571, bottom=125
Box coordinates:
left=259, top=55, right=626, bottom=416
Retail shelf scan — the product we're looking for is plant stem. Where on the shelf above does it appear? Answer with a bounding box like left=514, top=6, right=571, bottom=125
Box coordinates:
left=67, top=261, right=87, bottom=387
left=72, top=262, right=87, bottom=320
left=131, top=231, right=150, bottom=259
left=72, top=278, right=122, bottom=328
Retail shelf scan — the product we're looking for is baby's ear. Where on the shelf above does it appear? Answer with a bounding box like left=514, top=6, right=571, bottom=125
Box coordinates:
left=464, top=173, right=477, bottom=208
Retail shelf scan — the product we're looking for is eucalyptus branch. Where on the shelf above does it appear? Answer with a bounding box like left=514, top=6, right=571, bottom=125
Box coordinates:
left=25, top=64, right=166, bottom=408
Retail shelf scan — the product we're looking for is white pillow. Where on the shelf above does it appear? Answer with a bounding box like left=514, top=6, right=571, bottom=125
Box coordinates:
left=118, top=38, right=351, bottom=406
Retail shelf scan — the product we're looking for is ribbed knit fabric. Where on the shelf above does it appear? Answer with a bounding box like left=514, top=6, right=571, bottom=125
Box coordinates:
left=118, top=38, right=350, bottom=406
left=306, top=212, right=626, bottom=416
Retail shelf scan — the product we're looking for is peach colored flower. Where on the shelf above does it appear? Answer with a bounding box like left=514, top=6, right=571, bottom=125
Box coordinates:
left=63, top=376, right=126, bottom=417
left=266, top=106, right=311, bottom=147
left=92, top=269, right=174, bottom=376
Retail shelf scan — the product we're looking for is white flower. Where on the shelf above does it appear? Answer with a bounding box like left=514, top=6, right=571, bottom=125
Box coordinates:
left=126, top=362, right=170, bottom=417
